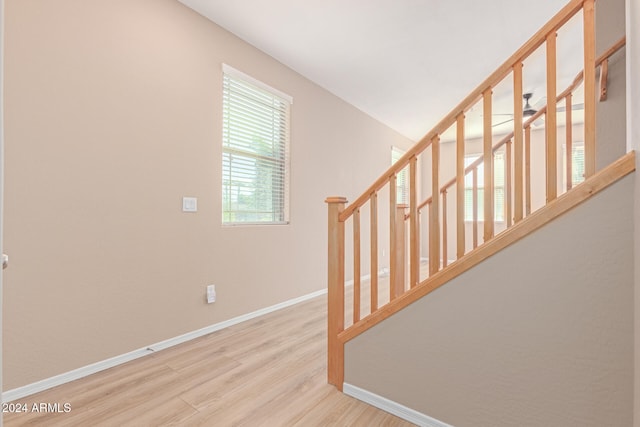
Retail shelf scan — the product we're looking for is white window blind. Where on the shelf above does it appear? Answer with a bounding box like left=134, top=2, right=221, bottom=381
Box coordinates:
left=464, top=152, right=505, bottom=222
left=564, top=142, right=585, bottom=187
left=222, top=66, right=291, bottom=225
left=391, top=147, right=409, bottom=205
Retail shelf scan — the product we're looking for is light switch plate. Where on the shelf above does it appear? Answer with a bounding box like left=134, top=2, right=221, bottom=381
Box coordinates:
left=182, top=197, right=197, bottom=212
left=207, top=285, right=216, bottom=303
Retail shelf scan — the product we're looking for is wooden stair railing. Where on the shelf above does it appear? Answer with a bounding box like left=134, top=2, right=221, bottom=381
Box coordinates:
left=326, top=0, right=627, bottom=390
left=403, top=37, right=625, bottom=262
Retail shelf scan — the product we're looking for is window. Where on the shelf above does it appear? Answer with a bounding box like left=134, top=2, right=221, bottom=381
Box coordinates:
left=391, top=147, right=409, bottom=204
left=464, top=152, right=505, bottom=222
left=222, top=65, right=291, bottom=225
left=563, top=142, right=585, bottom=188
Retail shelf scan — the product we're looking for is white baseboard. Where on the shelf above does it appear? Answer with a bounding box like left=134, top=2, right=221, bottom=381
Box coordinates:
left=2, top=288, right=327, bottom=402
left=345, top=267, right=390, bottom=287
left=343, top=383, right=454, bottom=427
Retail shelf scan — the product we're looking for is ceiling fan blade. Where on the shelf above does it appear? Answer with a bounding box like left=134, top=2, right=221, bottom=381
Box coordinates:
left=556, top=103, right=585, bottom=113
left=533, top=96, right=547, bottom=109
left=492, top=118, right=514, bottom=128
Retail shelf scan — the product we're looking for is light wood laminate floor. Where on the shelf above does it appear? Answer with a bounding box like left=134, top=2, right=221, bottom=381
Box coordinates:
left=4, top=293, right=415, bottom=426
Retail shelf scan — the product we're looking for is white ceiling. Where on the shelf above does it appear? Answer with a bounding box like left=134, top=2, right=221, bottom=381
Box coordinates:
left=178, top=0, right=583, bottom=141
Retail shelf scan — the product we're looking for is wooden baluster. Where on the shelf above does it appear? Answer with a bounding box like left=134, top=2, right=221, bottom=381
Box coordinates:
left=525, top=126, right=532, bottom=216
left=483, top=88, right=494, bottom=242
left=442, top=190, right=448, bottom=268
left=394, top=204, right=408, bottom=298
left=326, top=196, right=347, bottom=390
left=456, top=114, right=466, bottom=259
left=424, top=202, right=430, bottom=277
left=429, top=135, right=441, bottom=275
left=370, top=192, right=378, bottom=312
left=353, top=208, right=361, bottom=324
left=409, top=156, right=419, bottom=288
left=472, top=168, right=478, bottom=249
left=513, top=61, right=524, bottom=223
left=506, top=140, right=513, bottom=227
left=566, top=93, right=573, bottom=191
left=389, top=174, right=397, bottom=300
left=546, top=31, right=558, bottom=202
left=583, top=0, right=596, bottom=177
left=417, top=207, right=422, bottom=283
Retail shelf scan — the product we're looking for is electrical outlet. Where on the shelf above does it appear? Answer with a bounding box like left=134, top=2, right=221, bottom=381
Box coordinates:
left=206, top=285, right=216, bottom=303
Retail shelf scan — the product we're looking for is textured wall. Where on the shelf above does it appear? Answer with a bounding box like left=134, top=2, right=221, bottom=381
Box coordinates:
left=2, top=0, right=412, bottom=389
left=625, top=0, right=640, bottom=424
left=596, top=0, right=627, bottom=169
left=345, top=174, right=634, bottom=427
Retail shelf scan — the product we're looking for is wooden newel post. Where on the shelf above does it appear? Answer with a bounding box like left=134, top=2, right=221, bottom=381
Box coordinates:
left=326, top=196, right=347, bottom=390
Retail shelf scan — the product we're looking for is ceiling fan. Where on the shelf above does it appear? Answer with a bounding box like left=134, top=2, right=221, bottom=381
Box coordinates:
left=492, top=93, right=584, bottom=128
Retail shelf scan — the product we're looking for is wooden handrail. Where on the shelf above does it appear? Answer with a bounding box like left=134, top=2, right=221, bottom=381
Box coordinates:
left=557, top=35, right=625, bottom=102
left=597, top=36, right=626, bottom=65
left=417, top=197, right=432, bottom=212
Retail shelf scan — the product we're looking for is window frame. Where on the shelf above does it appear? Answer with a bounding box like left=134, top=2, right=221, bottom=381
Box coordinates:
left=562, top=141, right=585, bottom=189
left=221, top=64, right=292, bottom=226
left=391, top=146, right=409, bottom=205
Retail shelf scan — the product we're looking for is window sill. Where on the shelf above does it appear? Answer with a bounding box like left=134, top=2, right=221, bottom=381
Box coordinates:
left=222, top=221, right=290, bottom=227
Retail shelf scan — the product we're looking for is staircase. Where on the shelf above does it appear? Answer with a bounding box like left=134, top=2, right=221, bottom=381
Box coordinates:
left=325, top=0, right=633, bottom=393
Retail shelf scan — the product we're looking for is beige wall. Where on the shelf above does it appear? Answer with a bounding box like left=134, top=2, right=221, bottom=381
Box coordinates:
left=596, top=0, right=627, bottom=169
left=2, top=0, right=413, bottom=389
left=345, top=174, right=634, bottom=427
left=626, top=0, right=640, bottom=424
